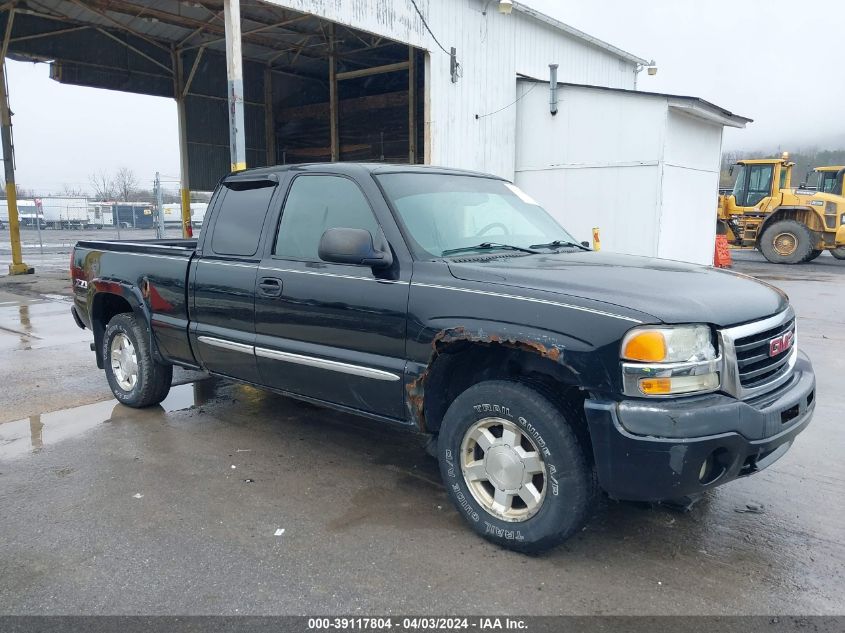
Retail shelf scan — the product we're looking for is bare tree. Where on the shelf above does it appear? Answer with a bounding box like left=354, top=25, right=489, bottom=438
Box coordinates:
left=89, top=171, right=117, bottom=201
left=60, top=183, right=85, bottom=197
left=113, top=167, right=138, bottom=202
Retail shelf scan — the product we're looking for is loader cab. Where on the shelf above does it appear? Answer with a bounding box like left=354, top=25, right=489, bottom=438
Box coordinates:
left=729, top=159, right=789, bottom=211
left=814, top=167, right=844, bottom=195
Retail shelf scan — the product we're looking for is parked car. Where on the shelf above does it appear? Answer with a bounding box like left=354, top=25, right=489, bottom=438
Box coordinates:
left=70, top=163, right=815, bottom=552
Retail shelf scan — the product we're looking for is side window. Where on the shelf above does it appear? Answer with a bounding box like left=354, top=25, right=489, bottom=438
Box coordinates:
left=274, top=175, right=380, bottom=261
left=211, top=184, right=275, bottom=257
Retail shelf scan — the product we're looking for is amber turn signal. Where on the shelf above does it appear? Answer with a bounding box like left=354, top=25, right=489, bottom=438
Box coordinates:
left=622, top=330, right=666, bottom=362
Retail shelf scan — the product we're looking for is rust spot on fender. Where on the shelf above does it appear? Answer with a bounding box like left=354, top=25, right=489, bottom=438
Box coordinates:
left=406, top=327, right=569, bottom=432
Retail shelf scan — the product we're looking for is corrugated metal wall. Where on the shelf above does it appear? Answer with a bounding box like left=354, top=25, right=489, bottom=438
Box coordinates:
left=265, top=0, right=639, bottom=179
left=182, top=48, right=268, bottom=190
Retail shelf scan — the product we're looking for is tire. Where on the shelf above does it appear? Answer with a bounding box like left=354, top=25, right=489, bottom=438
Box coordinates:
left=437, top=380, right=597, bottom=553
left=804, top=249, right=823, bottom=262
left=103, top=313, right=172, bottom=408
left=832, top=247, right=845, bottom=260
left=758, top=219, right=814, bottom=264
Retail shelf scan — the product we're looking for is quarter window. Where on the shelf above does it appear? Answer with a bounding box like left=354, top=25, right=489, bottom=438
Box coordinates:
left=211, top=184, right=275, bottom=256
left=274, top=175, right=380, bottom=261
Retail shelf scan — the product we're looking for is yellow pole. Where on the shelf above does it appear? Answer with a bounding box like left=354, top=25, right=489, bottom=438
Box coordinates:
left=180, top=187, right=192, bottom=238
left=592, top=227, right=601, bottom=251
left=0, top=57, right=32, bottom=275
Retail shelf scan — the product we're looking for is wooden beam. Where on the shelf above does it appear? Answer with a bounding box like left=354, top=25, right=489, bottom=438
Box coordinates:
left=328, top=23, right=338, bottom=162
left=277, top=91, right=409, bottom=123
left=408, top=47, right=416, bottom=164
left=336, top=61, right=409, bottom=82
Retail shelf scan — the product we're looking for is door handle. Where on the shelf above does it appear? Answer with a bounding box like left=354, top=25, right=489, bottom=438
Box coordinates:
left=257, top=276, right=283, bottom=297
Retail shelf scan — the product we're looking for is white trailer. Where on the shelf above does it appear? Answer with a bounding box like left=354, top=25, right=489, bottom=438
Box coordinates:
left=0, top=199, right=40, bottom=228
left=88, top=202, right=114, bottom=229
left=161, top=202, right=209, bottom=227
left=38, top=196, right=90, bottom=229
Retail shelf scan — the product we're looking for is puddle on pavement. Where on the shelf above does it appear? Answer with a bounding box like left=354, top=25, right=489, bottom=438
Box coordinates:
left=0, top=378, right=221, bottom=460
left=0, top=299, right=89, bottom=352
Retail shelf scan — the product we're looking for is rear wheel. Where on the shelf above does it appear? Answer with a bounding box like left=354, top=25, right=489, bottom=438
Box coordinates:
left=103, top=313, right=172, bottom=407
left=831, top=247, right=845, bottom=260
left=759, top=220, right=814, bottom=264
left=437, top=380, right=597, bottom=553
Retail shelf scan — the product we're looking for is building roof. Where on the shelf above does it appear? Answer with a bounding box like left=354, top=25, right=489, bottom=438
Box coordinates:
left=518, top=78, right=753, bottom=129
left=513, top=3, right=649, bottom=66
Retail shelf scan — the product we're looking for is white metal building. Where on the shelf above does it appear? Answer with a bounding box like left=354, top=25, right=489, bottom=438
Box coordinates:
left=265, top=0, right=647, bottom=179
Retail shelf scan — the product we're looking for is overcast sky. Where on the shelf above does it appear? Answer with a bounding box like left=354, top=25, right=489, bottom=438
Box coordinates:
left=6, top=0, right=845, bottom=193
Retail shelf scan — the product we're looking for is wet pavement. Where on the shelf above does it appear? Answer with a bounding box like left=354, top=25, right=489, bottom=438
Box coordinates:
left=0, top=250, right=843, bottom=614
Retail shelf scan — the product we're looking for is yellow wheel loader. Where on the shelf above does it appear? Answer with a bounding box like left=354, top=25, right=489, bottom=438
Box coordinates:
left=717, top=155, right=845, bottom=263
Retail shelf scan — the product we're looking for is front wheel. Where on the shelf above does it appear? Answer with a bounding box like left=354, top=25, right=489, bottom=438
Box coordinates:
left=103, top=313, right=172, bottom=407
left=758, top=219, right=815, bottom=264
left=437, top=380, right=597, bottom=553
left=831, top=247, right=845, bottom=260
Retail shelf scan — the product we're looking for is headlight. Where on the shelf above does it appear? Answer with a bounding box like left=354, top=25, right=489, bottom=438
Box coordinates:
left=621, top=325, right=720, bottom=397
left=622, top=325, right=716, bottom=363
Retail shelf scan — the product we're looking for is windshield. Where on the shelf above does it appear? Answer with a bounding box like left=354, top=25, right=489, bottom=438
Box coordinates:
left=376, top=173, right=578, bottom=258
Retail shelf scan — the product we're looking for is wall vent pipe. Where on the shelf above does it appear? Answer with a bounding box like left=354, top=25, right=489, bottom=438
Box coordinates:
left=549, top=64, right=558, bottom=115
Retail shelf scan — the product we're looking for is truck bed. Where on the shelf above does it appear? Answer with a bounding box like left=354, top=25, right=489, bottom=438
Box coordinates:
left=72, top=238, right=199, bottom=369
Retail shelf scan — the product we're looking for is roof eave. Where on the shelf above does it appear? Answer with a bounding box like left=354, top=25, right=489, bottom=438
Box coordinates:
left=667, top=99, right=751, bottom=129
left=512, top=2, right=649, bottom=67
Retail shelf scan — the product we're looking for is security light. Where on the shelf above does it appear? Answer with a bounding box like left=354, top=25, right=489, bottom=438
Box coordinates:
left=498, top=0, right=513, bottom=14
left=482, top=0, right=514, bottom=15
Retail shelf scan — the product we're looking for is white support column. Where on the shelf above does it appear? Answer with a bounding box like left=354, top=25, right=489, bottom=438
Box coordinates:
left=173, top=46, right=192, bottom=238
left=223, top=0, right=246, bottom=172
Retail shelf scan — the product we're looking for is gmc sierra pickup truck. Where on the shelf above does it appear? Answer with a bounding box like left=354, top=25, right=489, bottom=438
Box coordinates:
left=71, top=163, right=815, bottom=552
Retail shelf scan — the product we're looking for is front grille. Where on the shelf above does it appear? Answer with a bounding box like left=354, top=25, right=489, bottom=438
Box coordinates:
left=734, top=317, right=795, bottom=389
left=719, top=308, right=797, bottom=400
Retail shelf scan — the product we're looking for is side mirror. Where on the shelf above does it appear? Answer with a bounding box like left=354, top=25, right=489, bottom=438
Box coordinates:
left=318, top=227, right=393, bottom=269
left=580, top=241, right=590, bottom=248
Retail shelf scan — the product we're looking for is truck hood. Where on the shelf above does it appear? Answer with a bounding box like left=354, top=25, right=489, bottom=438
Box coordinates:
left=447, top=251, right=788, bottom=327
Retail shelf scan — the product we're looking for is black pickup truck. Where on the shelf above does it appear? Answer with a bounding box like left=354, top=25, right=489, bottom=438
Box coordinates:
left=71, top=163, right=815, bottom=552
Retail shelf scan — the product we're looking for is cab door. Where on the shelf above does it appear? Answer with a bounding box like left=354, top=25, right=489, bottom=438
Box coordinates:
left=253, top=172, right=410, bottom=420
left=733, top=163, right=776, bottom=212
left=190, top=175, right=279, bottom=383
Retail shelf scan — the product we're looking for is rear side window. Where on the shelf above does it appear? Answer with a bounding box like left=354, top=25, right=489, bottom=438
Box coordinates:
left=274, top=175, right=379, bottom=261
left=211, top=184, right=275, bottom=256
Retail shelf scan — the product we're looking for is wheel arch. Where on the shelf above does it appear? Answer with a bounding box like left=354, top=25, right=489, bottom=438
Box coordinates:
left=756, top=206, right=824, bottom=245
left=90, top=282, right=160, bottom=369
left=407, top=325, right=588, bottom=435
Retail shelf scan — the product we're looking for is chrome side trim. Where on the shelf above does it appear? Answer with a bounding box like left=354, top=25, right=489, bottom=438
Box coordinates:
left=411, top=282, right=643, bottom=323
left=197, top=335, right=255, bottom=354
left=719, top=308, right=797, bottom=400
left=262, top=266, right=407, bottom=284
left=255, top=346, right=400, bottom=381
left=198, top=260, right=259, bottom=269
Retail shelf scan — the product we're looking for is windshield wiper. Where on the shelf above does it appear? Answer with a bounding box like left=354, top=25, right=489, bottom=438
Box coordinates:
left=441, top=242, right=540, bottom=256
left=529, top=239, right=591, bottom=251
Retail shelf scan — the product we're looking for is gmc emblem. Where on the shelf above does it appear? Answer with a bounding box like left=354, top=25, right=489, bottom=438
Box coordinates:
left=769, top=330, right=794, bottom=357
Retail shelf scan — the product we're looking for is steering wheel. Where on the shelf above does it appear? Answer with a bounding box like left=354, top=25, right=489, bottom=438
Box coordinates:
left=475, top=222, right=510, bottom=237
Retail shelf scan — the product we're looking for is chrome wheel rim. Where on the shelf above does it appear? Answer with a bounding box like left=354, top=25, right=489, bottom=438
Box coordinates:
left=460, top=417, right=547, bottom=522
left=110, top=333, right=138, bottom=391
left=773, top=232, right=798, bottom=256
